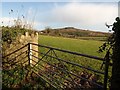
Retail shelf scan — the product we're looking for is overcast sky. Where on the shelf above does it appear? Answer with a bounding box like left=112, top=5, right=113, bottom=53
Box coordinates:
left=1, top=0, right=119, bottom=32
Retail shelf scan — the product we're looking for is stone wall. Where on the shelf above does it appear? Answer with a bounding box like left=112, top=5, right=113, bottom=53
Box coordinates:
left=4, top=32, right=38, bottom=67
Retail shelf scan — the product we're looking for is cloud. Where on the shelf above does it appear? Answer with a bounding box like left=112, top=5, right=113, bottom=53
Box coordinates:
left=35, top=2, right=117, bottom=31
left=32, top=21, right=43, bottom=29
left=0, top=17, right=16, bottom=26
left=50, top=2, right=117, bottom=25
left=2, top=2, right=117, bottom=32
left=0, top=17, right=41, bottom=30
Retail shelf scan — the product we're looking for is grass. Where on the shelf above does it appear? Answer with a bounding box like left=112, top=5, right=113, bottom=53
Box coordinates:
left=38, top=35, right=107, bottom=84
left=39, top=35, right=105, bottom=57
left=38, top=35, right=106, bottom=72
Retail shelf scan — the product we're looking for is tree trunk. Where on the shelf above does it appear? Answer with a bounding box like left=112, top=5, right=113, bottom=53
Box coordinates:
left=110, top=18, right=120, bottom=89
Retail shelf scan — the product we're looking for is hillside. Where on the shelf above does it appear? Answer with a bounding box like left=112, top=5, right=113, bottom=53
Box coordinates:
left=40, top=27, right=110, bottom=37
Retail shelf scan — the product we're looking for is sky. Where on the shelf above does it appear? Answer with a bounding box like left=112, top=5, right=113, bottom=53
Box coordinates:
left=1, top=0, right=120, bottom=32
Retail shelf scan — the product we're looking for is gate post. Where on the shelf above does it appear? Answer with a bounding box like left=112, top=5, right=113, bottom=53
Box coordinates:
left=28, top=43, right=31, bottom=66
left=104, top=51, right=110, bottom=90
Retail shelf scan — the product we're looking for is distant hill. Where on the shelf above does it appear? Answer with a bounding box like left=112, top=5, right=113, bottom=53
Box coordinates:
left=39, top=27, right=110, bottom=38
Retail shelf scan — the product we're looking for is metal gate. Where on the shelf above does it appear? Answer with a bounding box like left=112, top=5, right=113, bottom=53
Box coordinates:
left=2, top=43, right=111, bottom=89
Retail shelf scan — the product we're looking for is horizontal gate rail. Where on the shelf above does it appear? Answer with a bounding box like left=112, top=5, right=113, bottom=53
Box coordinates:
left=31, top=58, right=79, bottom=87
left=33, top=66, right=63, bottom=89
left=2, top=44, right=28, bottom=58
left=31, top=49, right=104, bottom=74
left=30, top=43, right=104, bottom=61
left=31, top=54, right=104, bottom=88
left=10, top=55, right=28, bottom=67
left=32, top=70, right=58, bottom=89
left=3, top=50, right=28, bottom=64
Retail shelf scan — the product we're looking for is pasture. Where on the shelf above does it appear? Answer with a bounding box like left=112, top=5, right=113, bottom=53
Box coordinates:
left=39, top=35, right=105, bottom=57
left=38, top=35, right=107, bottom=82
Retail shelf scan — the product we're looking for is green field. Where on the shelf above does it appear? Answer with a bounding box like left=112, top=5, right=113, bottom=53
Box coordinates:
left=39, top=35, right=105, bottom=57
left=38, top=35, right=106, bottom=71
left=38, top=35, right=106, bottom=83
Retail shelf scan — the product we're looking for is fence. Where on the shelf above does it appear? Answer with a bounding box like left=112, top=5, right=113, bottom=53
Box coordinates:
left=2, top=43, right=111, bottom=89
